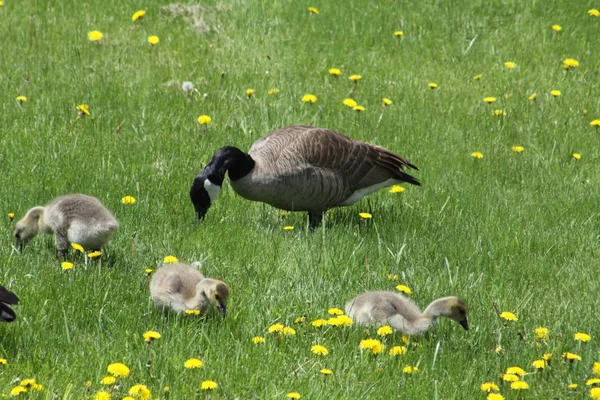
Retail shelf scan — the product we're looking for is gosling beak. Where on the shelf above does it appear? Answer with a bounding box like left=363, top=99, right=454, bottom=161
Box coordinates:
left=459, top=318, right=469, bottom=331
left=15, top=238, right=22, bottom=253
left=217, top=304, right=226, bottom=317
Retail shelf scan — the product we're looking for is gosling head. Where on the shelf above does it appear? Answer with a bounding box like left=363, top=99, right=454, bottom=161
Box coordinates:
left=13, top=207, right=45, bottom=252
left=196, top=279, right=230, bottom=317
left=441, top=296, right=469, bottom=330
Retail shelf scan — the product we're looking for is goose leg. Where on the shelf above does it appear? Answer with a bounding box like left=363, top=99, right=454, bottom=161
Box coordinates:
left=308, top=211, right=324, bottom=230
left=54, top=230, right=69, bottom=260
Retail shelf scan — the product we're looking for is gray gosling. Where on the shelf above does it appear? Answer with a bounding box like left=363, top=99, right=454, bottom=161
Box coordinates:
left=13, top=194, right=119, bottom=258
left=150, top=263, right=230, bottom=317
left=345, top=291, right=468, bottom=335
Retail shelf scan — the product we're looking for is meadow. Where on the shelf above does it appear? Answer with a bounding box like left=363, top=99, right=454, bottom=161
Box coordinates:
left=1, top=0, right=600, bottom=398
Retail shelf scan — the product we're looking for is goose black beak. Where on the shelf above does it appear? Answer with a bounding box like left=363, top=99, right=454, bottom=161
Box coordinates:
left=459, top=319, right=469, bottom=331
left=217, top=304, right=226, bottom=317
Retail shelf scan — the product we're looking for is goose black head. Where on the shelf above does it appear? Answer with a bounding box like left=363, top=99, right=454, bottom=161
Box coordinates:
left=190, top=174, right=221, bottom=220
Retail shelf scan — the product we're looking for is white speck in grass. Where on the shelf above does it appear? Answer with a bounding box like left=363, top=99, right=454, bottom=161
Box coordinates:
left=182, top=81, right=194, bottom=92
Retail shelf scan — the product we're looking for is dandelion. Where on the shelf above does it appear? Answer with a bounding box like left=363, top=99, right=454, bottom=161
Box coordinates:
left=76, top=104, right=90, bottom=116
left=283, top=226, right=294, bottom=231
left=311, top=345, right=329, bottom=356
left=377, top=325, right=393, bottom=336
left=594, top=362, right=600, bottom=375
left=268, top=89, right=279, bottom=95
left=532, top=359, right=546, bottom=369
left=329, top=315, right=352, bottom=326
left=552, top=24, right=562, bottom=31
left=504, top=61, right=516, bottom=69
left=184, top=358, right=203, bottom=368
left=563, top=58, right=579, bottom=68
left=353, top=105, right=365, bottom=112
left=61, top=262, right=74, bottom=271
left=93, top=391, right=111, bottom=400
left=328, top=308, right=344, bottom=315
left=590, top=119, right=600, bottom=127
left=185, top=309, right=200, bottom=315
left=500, top=311, right=518, bottom=321
left=387, top=274, right=398, bottom=280
left=495, top=345, right=504, bottom=353
left=572, top=153, right=581, bottom=160
left=294, top=317, right=305, bottom=324
left=252, top=336, right=265, bottom=344
left=100, top=376, right=116, bottom=385
left=535, top=327, right=549, bottom=340
left=528, top=93, right=537, bottom=101
left=512, top=146, right=525, bottom=153
left=147, top=36, right=159, bottom=45
left=587, top=378, right=600, bottom=386
left=312, top=319, right=327, bottom=327
left=343, top=98, right=357, bottom=108
left=592, top=388, right=600, bottom=399
left=359, top=212, right=372, bottom=219
left=88, top=30, right=103, bottom=41
left=574, top=332, right=591, bottom=342
left=246, top=89, right=255, bottom=97
left=197, top=115, right=212, bottom=125
left=16, top=96, right=27, bottom=102
left=506, top=367, right=526, bottom=376
left=201, top=381, right=218, bottom=391
left=389, top=346, right=407, bottom=356
left=88, top=251, right=101, bottom=259
left=568, top=383, right=578, bottom=389
left=511, top=381, right=529, bottom=390
left=493, top=109, right=506, bottom=116
left=268, top=323, right=284, bottom=333
left=163, top=255, right=178, bottom=263
left=328, top=68, right=341, bottom=76
left=589, top=9, right=600, bottom=17
left=129, top=384, right=151, bottom=399
left=403, top=365, right=418, bottom=374
left=132, top=10, right=146, bottom=22
left=71, top=243, right=84, bottom=252
left=287, top=393, right=301, bottom=399
left=428, top=82, right=438, bottom=89
left=107, top=362, right=130, bottom=378
left=8, top=212, right=14, bottom=220
left=563, top=352, right=582, bottom=361
left=349, top=75, right=362, bottom=82
left=143, top=330, right=161, bottom=342
left=320, top=368, right=333, bottom=375
left=182, top=81, right=194, bottom=92
left=121, top=195, right=136, bottom=205
left=394, top=31, right=404, bottom=36
left=471, top=152, right=484, bottom=159
left=541, top=353, right=552, bottom=362
left=0, top=358, right=7, bottom=364
left=382, top=98, right=392, bottom=106
left=359, top=339, right=384, bottom=354
left=301, top=94, right=318, bottom=103
left=483, top=97, right=496, bottom=104
left=502, top=374, right=519, bottom=382
left=307, top=7, right=319, bottom=14
left=487, top=394, right=504, bottom=400
left=480, top=382, right=499, bottom=392
left=282, top=326, right=296, bottom=336
left=395, top=285, right=411, bottom=294
left=550, top=90, right=561, bottom=97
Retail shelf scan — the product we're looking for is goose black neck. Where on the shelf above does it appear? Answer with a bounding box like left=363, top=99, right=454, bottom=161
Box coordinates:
left=207, top=146, right=255, bottom=183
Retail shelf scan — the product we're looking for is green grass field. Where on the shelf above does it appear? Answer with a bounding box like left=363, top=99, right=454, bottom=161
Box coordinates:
left=1, top=0, right=600, bottom=398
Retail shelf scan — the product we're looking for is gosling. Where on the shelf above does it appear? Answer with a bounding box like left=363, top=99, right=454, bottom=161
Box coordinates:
left=150, top=263, right=230, bottom=317
left=13, top=194, right=119, bottom=257
left=0, top=285, right=20, bottom=323
left=345, top=291, right=468, bottom=335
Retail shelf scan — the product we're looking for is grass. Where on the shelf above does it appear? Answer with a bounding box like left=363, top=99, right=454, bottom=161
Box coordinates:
left=1, top=0, right=600, bottom=398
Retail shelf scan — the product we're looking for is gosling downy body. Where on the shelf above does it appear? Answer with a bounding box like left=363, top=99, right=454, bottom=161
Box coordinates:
left=14, top=194, right=119, bottom=257
left=190, top=125, right=420, bottom=228
left=345, top=291, right=468, bottom=335
left=149, top=263, right=230, bottom=316
left=0, top=285, right=20, bottom=323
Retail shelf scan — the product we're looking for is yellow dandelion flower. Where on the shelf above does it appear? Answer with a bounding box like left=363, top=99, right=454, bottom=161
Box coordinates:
left=528, top=93, right=537, bottom=101
left=100, top=376, right=116, bottom=385
left=328, top=68, right=341, bottom=76
left=282, top=326, right=296, bottom=336
left=532, top=359, right=546, bottom=369
left=401, top=335, right=410, bottom=344
left=403, top=365, right=418, bottom=374
left=487, top=394, right=504, bottom=400
left=471, top=151, right=484, bottom=159
left=535, top=327, right=549, bottom=339
left=71, top=243, right=84, bottom=252
left=287, top=393, right=301, bottom=399
left=481, top=382, right=499, bottom=392
left=563, top=58, right=579, bottom=68
left=307, top=7, right=319, bottom=14
left=500, top=311, right=518, bottom=321
left=312, top=319, right=327, bottom=327
left=483, top=97, right=496, bottom=104
left=197, top=115, right=212, bottom=125
left=593, top=388, right=600, bottom=400
left=589, top=119, right=600, bottom=127
left=568, top=383, right=578, bottom=389
left=85, top=381, right=93, bottom=387
left=395, top=284, right=411, bottom=294
left=353, top=105, right=365, bottom=112
left=504, top=61, right=516, bottom=69
left=563, top=352, right=582, bottom=361
left=201, top=380, right=218, bottom=391
left=574, top=332, right=591, bottom=342
left=359, top=339, right=384, bottom=354
left=16, top=96, right=27, bottom=102
left=144, top=268, right=153, bottom=275
left=377, top=325, right=393, bottom=336
left=20, top=379, right=37, bottom=388
left=502, top=374, right=519, bottom=382
left=343, top=98, right=357, bottom=108
left=121, top=195, right=136, bottom=205
left=88, top=30, right=103, bottom=41
left=594, top=362, right=600, bottom=375
left=283, top=225, right=294, bottom=231
left=61, top=262, right=74, bottom=271
left=268, top=323, right=284, bottom=333
left=474, top=74, right=482, bottom=80
left=88, top=251, right=101, bottom=259
left=387, top=273, right=399, bottom=280
left=123, top=398, right=135, bottom=400
left=0, top=1, right=3, bottom=6
left=552, top=24, right=562, bottom=31
left=107, top=362, right=130, bottom=377
left=301, top=94, right=318, bottom=103
left=542, top=353, right=553, bottom=361
left=331, top=315, right=352, bottom=326
left=132, top=10, right=146, bottom=22
left=572, top=153, right=581, bottom=160
left=587, top=378, right=600, bottom=386
left=320, top=368, right=333, bottom=375
left=349, top=75, right=362, bottom=82
left=394, top=31, right=403, bottom=36
left=512, top=145, right=525, bottom=153
left=428, top=82, right=438, bottom=89
left=511, top=381, right=529, bottom=390
left=185, top=309, right=200, bottom=315
left=589, top=9, right=600, bottom=17
left=129, top=384, right=151, bottom=399
left=252, top=336, right=265, bottom=344
left=382, top=98, right=392, bottom=106
left=328, top=308, right=344, bottom=315
left=495, top=345, right=503, bottom=353
left=0, top=358, right=7, bottom=364
left=142, top=330, right=161, bottom=342
left=493, top=109, right=506, bottom=116
left=163, top=255, right=178, bottom=263
left=184, top=358, right=203, bottom=368
left=93, top=391, right=110, bottom=400
left=8, top=212, right=15, bottom=220
left=147, top=35, right=159, bottom=45
left=389, top=346, right=407, bottom=356
left=311, top=345, right=329, bottom=356
left=294, top=317, right=305, bottom=324
left=163, top=386, right=169, bottom=393
left=506, top=367, right=526, bottom=376
left=359, top=212, right=372, bottom=219
left=268, top=89, right=279, bottom=95
left=550, top=90, right=561, bottom=97
left=246, top=89, right=255, bottom=97
left=76, top=104, right=90, bottom=116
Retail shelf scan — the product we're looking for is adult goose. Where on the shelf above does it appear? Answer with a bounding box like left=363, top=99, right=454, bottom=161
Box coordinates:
left=0, top=285, right=20, bottom=323
left=190, top=125, right=420, bottom=228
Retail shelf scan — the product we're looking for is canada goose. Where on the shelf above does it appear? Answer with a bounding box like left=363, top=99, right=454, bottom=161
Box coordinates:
left=345, top=291, right=468, bottom=335
left=0, top=285, right=20, bottom=323
left=13, top=194, right=119, bottom=257
left=190, top=125, right=420, bottom=228
left=149, top=263, right=230, bottom=316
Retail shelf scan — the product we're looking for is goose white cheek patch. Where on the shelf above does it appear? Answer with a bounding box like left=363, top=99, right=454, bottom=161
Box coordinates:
left=204, top=179, right=221, bottom=202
